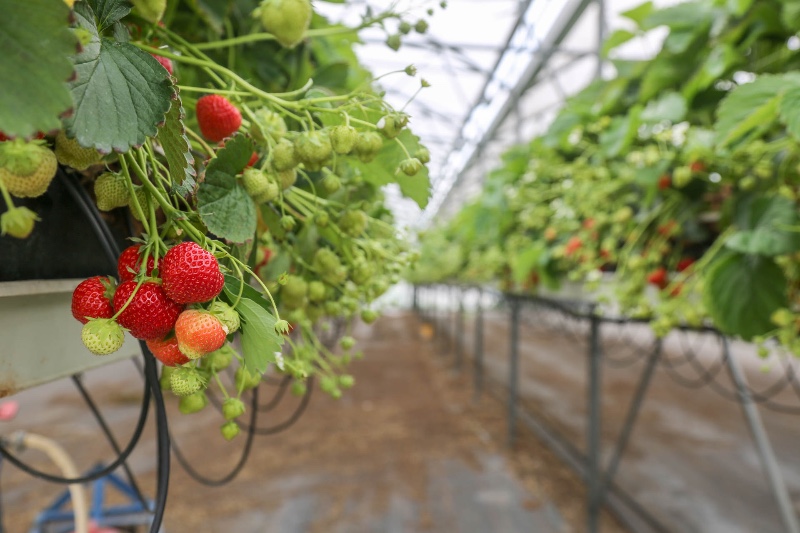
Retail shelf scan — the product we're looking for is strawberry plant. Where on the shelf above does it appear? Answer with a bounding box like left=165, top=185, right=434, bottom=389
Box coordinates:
left=411, top=0, right=800, bottom=356
left=1, top=0, right=442, bottom=438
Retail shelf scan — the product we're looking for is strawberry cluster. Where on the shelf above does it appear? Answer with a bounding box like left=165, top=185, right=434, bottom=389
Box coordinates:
left=72, top=242, right=235, bottom=374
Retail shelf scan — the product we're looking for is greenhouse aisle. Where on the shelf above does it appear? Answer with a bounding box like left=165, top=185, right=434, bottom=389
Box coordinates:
left=0, top=312, right=610, bottom=533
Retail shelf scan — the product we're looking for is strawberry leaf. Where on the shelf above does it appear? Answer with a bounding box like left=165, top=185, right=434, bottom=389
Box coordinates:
left=197, top=135, right=256, bottom=243
left=0, top=0, right=76, bottom=139
left=236, top=297, right=282, bottom=374
left=90, top=0, right=133, bottom=32
left=703, top=252, right=788, bottom=341
left=66, top=1, right=174, bottom=152
left=157, top=89, right=196, bottom=197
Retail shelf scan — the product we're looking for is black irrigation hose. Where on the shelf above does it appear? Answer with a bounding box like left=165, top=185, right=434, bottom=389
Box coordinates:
left=71, top=375, right=149, bottom=509
left=141, top=342, right=170, bottom=533
left=169, top=383, right=259, bottom=487
left=255, top=375, right=292, bottom=412
left=0, top=372, right=152, bottom=484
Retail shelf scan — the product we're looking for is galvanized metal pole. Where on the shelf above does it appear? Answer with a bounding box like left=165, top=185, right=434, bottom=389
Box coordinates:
left=724, top=336, right=800, bottom=533
left=508, top=297, right=521, bottom=447
left=587, top=307, right=602, bottom=533
left=473, top=288, right=485, bottom=402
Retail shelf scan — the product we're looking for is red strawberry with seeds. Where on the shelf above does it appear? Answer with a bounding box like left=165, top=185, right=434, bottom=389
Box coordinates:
left=676, top=257, right=694, bottom=272
left=147, top=335, right=191, bottom=366
left=647, top=267, right=669, bottom=290
left=72, top=276, right=115, bottom=324
left=161, top=242, right=225, bottom=304
left=117, top=245, right=158, bottom=282
left=174, top=310, right=228, bottom=359
left=195, top=95, right=241, bottom=142
left=151, top=54, right=174, bottom=75
left=113, top=281, right=183, bottom=340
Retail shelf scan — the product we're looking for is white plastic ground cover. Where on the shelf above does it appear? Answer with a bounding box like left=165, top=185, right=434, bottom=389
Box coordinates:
left=0, top=280, right=139, bottom=396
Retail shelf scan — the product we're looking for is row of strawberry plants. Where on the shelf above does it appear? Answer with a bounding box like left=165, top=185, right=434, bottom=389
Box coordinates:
left=411, top=0, right=800, bottom=355
left=0, top=0, right=436, bottom=438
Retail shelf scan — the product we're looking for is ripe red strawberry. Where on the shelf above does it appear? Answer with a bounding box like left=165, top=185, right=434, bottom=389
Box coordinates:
left=246, top=151, right=259, bottom=167
left=564, top=236, right=582, bottom=256
left=146, top=335, right=191, bottom=366
left=113, top=281, right=183, bottom=340
left=151, top=54, right=173, bottom=75
left=160, top=242, right=225, bottom=304
left=195, top=95, right=241, bottom=142
left=690, top=161, right=706, bottom=173
left=658, top=174, right=671, bottom=190
left=117, top=245, right=157, bottom=282
left=174, top=310, right=228, bottom=359
left=676, top=257, right=695, bottom=272
left=72, top=276, right=115, bottom=324
left=647, top=267, right=669, bottom=290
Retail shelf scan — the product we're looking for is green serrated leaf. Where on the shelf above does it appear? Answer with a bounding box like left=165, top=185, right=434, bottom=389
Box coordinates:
left=90, top=0, right=132, bottom=31
left=715, top=74, right=800, bottom=147
left=157, top=90, right=196, bottom=196
left=599, top=106, right=642, bottom=157
left=206, top=134, right=254, bottom=176
left=0, top=0, right=76, bottom=138
left=726, top=196, right=800, bottom=256
left=602, top=29, right=636, bottom=57
left=67, top=2, right=174, bottom=152
left=236, top=298, right=281, bottom=374
left=703, top=252, right=788, bottom=340
left=197, top=170, right=256, bottom=243
left=621, top=1, right=654, bottom=27
left=779, top=86, right=800, bottom=142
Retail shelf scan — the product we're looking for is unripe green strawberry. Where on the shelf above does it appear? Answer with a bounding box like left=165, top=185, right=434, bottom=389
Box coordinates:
left=378, top=115, right=405, bottom=139
left=81, top=319, right=125, bottom=356
left=338, top=374, right=355, bottom=389
left=207, top=301, right=241, bottom=334
left=294, top=131, right=332, bottom=167
left=0, top=141, right=58, bottom=198
left=200, top=344, right=236, bottom=371
left=160, top=366, right=176, bottom=391
left=0, top=207, right=39, bottom=239
left=354, top=132, right=383, bottom=162
left=340, top=336, right=355, bottom=350
left=220, top=421, right=240, bottom=441
left=222, top=397, right=246, bottom=420
left=415, top=147, right=431, bottom=164
left=281, top=275, right=307, bottom=309
left=320, top=376, right=340, bottom=397
left=179, top=392, right=208, bottom=414
left=131, top=0, right=166, bottom=23
left=386, top=33, right=402, bottom=51
left=257, top=0, right=313, bottom=48
left=290, top=380, right=307, bottom=396
left=329, top=125, right=358, bottom=154
left=398, top=21, right=412, bottom=35
left=360, top=309, right=378, bottom=324
left=242, top=168, right=280, bottom=204
left=322, top=171, right=341, bottom=193
left=54, top=131, right=103, bottom=170
left=398, top=158, right=423, bottom=176
left=170, top=367, right=205, bottom=397
left=672, top=166, right=692, bottom=188
left=415, top=19, right=429, bottom=33
left=315, top=212, right=329, bottom=227
left=324, top=300, right=342, bottom=316
left=235, top=366, right=262, bottom=391
left=280, top=215, right=296, bottom=231
left=308, top=280, right=326, bottom=303
left=94, top=172, right=130, bottom=211
left=313, top=248, right=348, bottom=285
left=277, top=168, right=297, bottom=190
left=339, top=210, right=368, bottom=237
left=250, top=108, right=287, bottom=144
left=128, top=185, right=151, bottom=222
left=351, top=261, right=374, bottom=285
left=271, top=139, right=298, bottom=171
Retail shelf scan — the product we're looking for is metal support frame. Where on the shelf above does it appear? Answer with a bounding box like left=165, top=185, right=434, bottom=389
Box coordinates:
left=473, top=288, right=485, bottom=402
left=455, top=290, right=465, bottom=371
left=508, top=296, right=521, bottom=447
left=723, top=336, right=800, bottom=533
left=411, top=285, right=800, bottom=533
left=587, top=308, right=602, bottom=533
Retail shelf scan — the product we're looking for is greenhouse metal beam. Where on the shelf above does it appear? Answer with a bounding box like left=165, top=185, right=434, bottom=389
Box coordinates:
left=419, top=0, right=598, bottom=226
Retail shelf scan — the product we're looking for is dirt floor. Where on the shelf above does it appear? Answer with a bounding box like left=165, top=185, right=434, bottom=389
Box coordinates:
left=0, top=312, right=625, bottom=533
